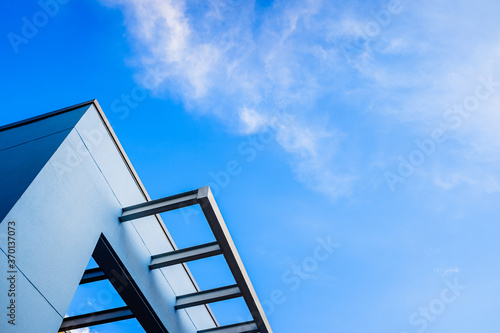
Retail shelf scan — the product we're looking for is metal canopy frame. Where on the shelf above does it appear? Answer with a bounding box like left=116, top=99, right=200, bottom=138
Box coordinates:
left=120, top=186, right=273, bottom=333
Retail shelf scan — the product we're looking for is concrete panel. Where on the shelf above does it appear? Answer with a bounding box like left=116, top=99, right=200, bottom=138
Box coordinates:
left=0, top=248, right=63, bottom=333
left=74, top=104, right=145, bottom=207
left=0, top=130, right=123, bottom=317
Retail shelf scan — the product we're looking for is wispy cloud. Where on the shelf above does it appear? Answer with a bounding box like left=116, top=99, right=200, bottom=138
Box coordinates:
left=101, top=0, right=500, bottom=198
left=101, top=0, right=358, bottom=199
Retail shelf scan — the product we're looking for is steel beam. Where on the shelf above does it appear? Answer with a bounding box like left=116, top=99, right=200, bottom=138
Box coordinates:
left=80, top=267, right=107, bottom=284
left=198, top=321, right=259, bottom=333
left=93, top=235, right=168, bottom=333
left=197, top=187, right=272, bottom=333
left=150, top=241, right=222, bottom=269
left=120, top=189, right=199, bottom=222
left=59, top=306, right=134, bottom=330
left=176, top=284, right=242, bottom=310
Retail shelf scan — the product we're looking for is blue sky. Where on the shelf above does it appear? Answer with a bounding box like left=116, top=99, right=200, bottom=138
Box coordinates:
left=2, top=0, right=500, bottom=332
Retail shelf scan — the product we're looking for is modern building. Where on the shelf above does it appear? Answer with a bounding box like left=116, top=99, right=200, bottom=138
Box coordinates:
left=0, top=100, right=272, bottom=333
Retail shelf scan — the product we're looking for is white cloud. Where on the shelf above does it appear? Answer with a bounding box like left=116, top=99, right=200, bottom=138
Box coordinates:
left=101, top=0, right=357, bottom=199
left=433, top=173, right=476, bottom=191
left=238, top=107, right=269, bottom=134
left=101, top=0, right=500, bottom=198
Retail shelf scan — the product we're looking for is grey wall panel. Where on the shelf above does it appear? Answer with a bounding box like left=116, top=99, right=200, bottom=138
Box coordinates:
left=74, top=105, right=146, bottom=207
left=0, top=130, right=123, bottom=320
left=0, top=129, right=72, bottom=223
left=0, top=247, right=63, bottom=333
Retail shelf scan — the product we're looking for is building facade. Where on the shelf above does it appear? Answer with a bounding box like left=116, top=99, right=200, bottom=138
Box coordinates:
left=0, top=100, right=271, bottom=333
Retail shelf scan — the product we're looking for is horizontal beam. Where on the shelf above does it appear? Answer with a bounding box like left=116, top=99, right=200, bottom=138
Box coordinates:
left=176, top=284, right=242, bottom=310
left=150, top=241, right=222, bottom=270
left=120, top=189, right=199, bottom=222
left=59, top=306, right=134, bottom=330
left=80, top=267, right=107, bottom=284
left=198, top=321, right=259, bottom=333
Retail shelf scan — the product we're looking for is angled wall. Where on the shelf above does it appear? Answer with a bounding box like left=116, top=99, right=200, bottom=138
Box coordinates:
left=0, top=104, right=90, bottom=222
left=0, top=101, right=216, bottom=332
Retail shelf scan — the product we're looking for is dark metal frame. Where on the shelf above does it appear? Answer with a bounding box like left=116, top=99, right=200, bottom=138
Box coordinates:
left=80, top=267, right=106, bottom=285
left=175, top=284, right=242, bottom=310
left=59, top=306, right=134, bottom=331
left=198, top=321, right=259, bottom=333
left=149, top=241, right=222, bottom=269
left=120, top=186, right=273, bottom=333
left=60, top=234, right=169, bottom=333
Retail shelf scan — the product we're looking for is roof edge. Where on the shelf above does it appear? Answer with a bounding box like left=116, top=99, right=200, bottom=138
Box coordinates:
left=90, top=99, right=151, bottom=202
left=0, top=99, right=96, bottom=132
left=0, top=99, right=151, bottom=202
